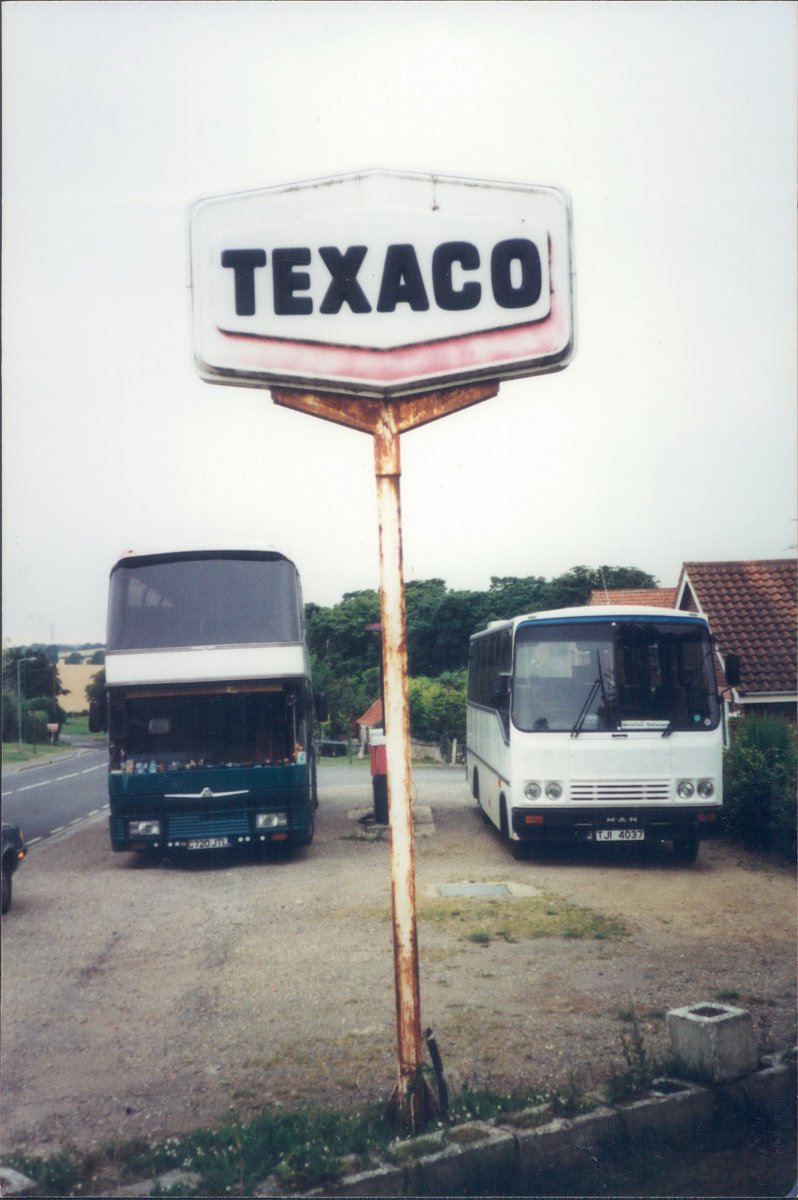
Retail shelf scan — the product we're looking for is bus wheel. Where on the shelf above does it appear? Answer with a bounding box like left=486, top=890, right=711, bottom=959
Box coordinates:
left=672, top=833, right=699, bottom=864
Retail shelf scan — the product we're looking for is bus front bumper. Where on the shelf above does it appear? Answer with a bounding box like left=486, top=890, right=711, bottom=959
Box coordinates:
left=511, top=806, right=722, bottom=844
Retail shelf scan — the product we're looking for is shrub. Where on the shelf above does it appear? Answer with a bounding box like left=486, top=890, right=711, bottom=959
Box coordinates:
left=723, top=714, right=797, bottom=857
left=2, top=690, right=20, bottom=741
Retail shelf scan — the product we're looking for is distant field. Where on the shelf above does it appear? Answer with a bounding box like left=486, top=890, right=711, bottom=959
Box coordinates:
left=58, top=659, right=102, bottom=713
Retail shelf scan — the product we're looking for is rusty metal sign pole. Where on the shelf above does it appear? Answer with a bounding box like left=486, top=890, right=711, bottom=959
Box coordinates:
left=271, top=382, right=498, bottom=1131
left=372, top=402, right=432, bottom=1130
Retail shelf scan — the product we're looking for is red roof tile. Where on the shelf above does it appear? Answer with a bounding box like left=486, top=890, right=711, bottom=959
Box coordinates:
left=355, top=699, right=383, bottom=727
left=676, top=560, right=796, bottom=696
left=588, top=588, right=677, bottom=607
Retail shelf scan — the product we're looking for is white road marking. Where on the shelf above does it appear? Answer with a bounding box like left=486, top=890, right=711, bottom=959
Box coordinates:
left=2, top=760, right=104, bottom=796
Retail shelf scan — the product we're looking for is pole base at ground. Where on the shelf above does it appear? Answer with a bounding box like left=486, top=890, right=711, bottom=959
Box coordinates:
left=382, top=1073, right=438, bottom=1135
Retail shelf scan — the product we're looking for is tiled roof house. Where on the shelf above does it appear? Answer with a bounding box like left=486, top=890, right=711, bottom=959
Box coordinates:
left=675, top=560, right=797, bottom=716
left=354, top=698, right=383, bottom=753
left=588, top=587, right=677, bottom=607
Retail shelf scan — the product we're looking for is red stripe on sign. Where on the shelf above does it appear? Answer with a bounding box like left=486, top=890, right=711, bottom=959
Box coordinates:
left=216, top=296, right=569, bottom=387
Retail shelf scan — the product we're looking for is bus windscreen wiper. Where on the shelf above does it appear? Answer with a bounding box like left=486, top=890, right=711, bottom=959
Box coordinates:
left=571, top=678, right=601, bottom=738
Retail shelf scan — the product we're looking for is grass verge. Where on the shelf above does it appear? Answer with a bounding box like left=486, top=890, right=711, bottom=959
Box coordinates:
left=417, top=891, right=629, bottom=943
left=1, top=743, right=77, bottom=766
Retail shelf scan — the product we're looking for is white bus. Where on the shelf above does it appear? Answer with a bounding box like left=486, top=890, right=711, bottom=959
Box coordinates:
left=466, top=606, right=738, bottom=863
left=92, top=546, right=321, bottom=854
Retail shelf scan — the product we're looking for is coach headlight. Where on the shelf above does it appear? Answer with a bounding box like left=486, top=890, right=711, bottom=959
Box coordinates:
left=676, top=780, right=695, bottom=799
left=697, top=779, right=715, bottom=799
left=256, top=811, right=288, bottom=829
left=524, top=781, right=542, bottom=801
left=545, top=782, right=563, bottom=800
left=127, top=819, right=161, bottom=837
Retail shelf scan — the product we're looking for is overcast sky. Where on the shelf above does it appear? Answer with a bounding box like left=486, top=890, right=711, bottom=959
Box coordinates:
left=3, top=0, right=796, bottom=645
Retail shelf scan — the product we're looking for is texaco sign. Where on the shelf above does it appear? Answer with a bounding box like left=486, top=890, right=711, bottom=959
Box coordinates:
left=189, top=169, right=574, bottom=399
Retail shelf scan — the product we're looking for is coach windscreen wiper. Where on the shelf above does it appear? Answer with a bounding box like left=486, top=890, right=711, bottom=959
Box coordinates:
left=571, top=678, right=601, bottom=738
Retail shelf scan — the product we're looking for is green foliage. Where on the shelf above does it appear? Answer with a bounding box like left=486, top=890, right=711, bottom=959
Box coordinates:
left=484, top=565, right=656, bottom=622
left=2, top=646, right=64, bottom=700
left=605, top=1006, right=659, bottom=1103
left=405, top=580, right=484, bottom=675
left=5, top=1148, right=82, bottom=1194
left=2, top=691, right=19, bottom=742
left=723, top=714, right=797, bottom=856
left=86, top=668, right=106, bottom=705
left=306, top=589, right=381, bottom=677
left=446, top=1080, right=553, bottom=1125
left=2, top=689, right=66, bottom=743
left=407, top=672, right=467, bottom=746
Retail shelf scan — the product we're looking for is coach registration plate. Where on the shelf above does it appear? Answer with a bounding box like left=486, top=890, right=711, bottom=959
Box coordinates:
left=187, top=837, right=230, bottom=850
left=596, top=829, right=644, bottom=842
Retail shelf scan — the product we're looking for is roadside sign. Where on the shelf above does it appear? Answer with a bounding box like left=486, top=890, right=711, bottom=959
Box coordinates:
left=189, top=167, right=575, bottom=1133
left=189, top=169, right=574, bottom=398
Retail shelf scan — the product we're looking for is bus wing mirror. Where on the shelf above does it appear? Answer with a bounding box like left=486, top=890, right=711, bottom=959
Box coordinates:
left=490, top=673, right=511, bottom=701
left=314, top=691, right=328, bottom=722
left=88, top=699, right=107, bottom=733
left=724, top=653, right=741, bottom=689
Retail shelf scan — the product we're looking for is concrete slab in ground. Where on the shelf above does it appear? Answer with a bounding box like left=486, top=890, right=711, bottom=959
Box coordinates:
left=346, top=805, right=435, bottom=839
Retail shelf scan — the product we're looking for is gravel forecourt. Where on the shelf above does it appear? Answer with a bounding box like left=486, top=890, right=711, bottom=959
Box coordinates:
left=1, top=765, right=795, bottom=1159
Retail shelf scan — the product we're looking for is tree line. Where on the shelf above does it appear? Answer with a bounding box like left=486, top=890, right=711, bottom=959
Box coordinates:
left=2, top=647, right=68, bottom=743
left=307, top=564, right=657, bottom=745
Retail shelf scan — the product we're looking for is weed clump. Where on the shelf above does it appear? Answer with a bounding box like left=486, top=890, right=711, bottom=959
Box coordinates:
left=605, top=1004, right=664, bottom=1103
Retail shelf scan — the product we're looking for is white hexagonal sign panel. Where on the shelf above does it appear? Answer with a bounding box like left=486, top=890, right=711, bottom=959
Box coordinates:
left=189, top=169, right=574, bottom=398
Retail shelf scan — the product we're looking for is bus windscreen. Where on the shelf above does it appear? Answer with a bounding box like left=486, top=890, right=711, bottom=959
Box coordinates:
left=107, top=553, right=302, bottom=650
left=512, top=620, right=719, bottom=734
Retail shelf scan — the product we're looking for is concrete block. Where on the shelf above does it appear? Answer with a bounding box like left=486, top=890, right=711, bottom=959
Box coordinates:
left=667, top=1002, right=758, bottom=1083
left=0, top=1165, right=38, bottom=1197
left=410, top=1122, right=516, bottom=1195
left=513, top=1108, right=620, bottom=1173
left=389, top=1129, right=446, bottom=1161
left=321, top=1162, right=409, bottom=1196
left=114, top=1169, right=203, bottom=1196
left=615, top=1083, right=713, bottom=1142
left=740, top=1061, right=798, bottom=1114
left=346, top=806, right=435, bottom=840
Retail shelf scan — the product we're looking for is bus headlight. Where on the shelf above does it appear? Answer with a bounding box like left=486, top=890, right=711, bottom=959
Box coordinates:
left=256, top=812, right=288, bottom=829
left=545, top=782, right=563, bottom=800
left=676, top=780, right=695, bottom=799
left=697, top=779, right=715, bottom=799
left=127, top=820, right=161, bottom=837
left=524, top=782, right=542, bottom=801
